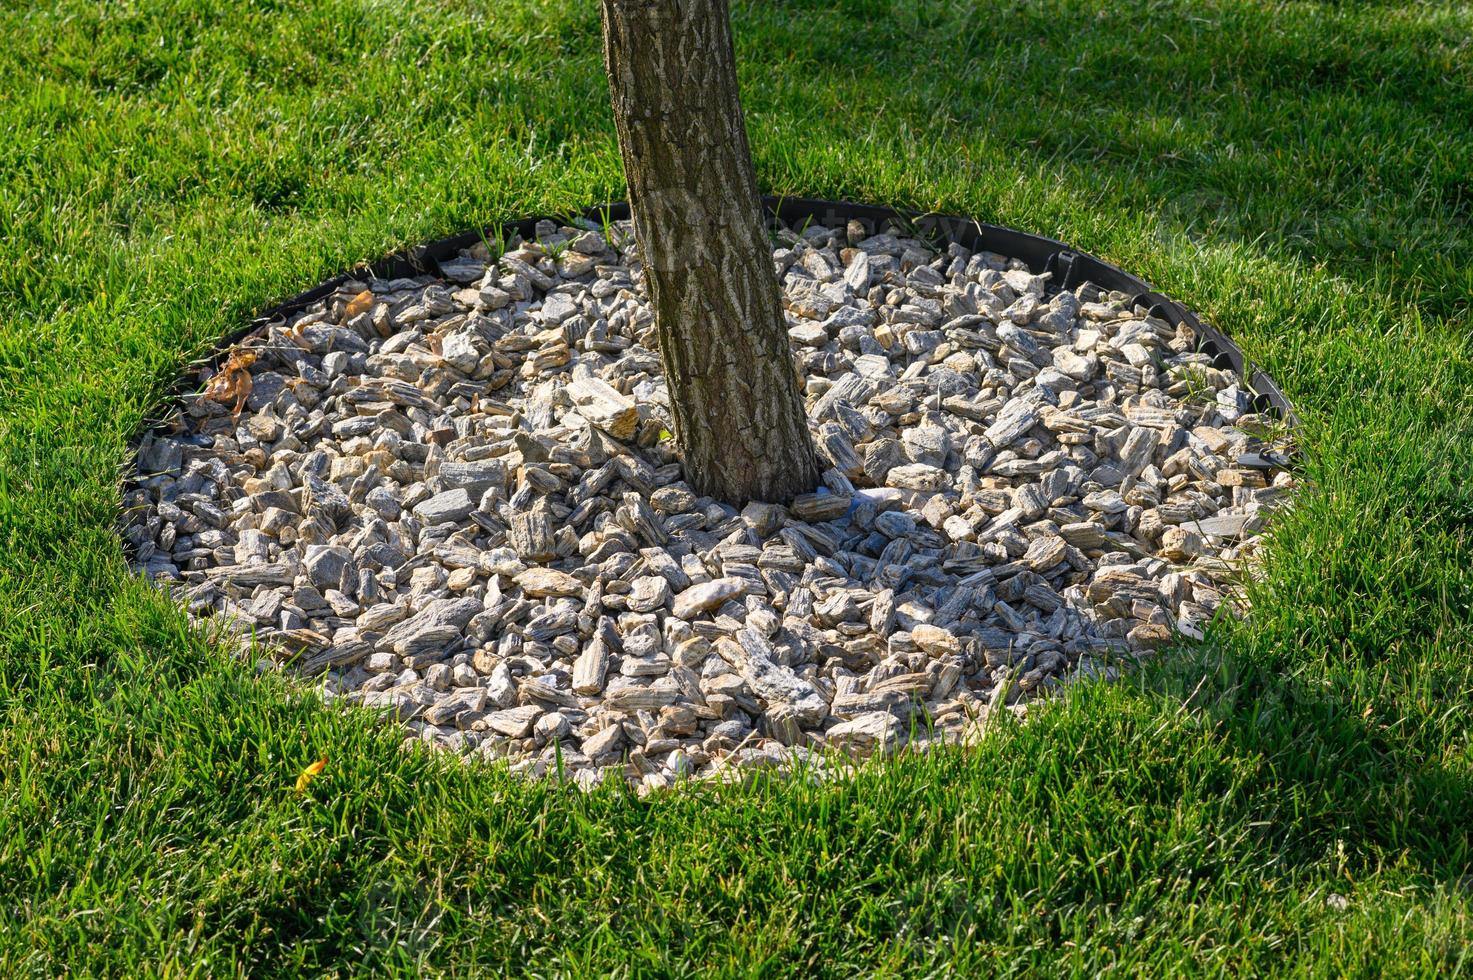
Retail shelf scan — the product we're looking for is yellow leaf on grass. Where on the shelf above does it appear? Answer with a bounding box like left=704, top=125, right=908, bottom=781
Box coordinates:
left=295, top=755, right=328, bottom=794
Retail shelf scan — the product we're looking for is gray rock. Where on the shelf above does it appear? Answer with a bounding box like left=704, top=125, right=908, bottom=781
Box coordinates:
left=901, top=424, right=950, bottom=467
left=874, top=510, right=917, bottom=539
left=886, top=463, right=948, bottom=491
left=717, top=629, right=827, bottom=725
left=627, top=575, right=672, bottom=613
left=671, top=578, right=747, bottom=620
left=1119, top=427, right=1161, bottom=478
left=414, top=488, right=475, bottom=524
left=364, top=486, right=402, bottom=521
left=380, top=597, right=482, bottom=651
left=207, top=561, right=296, bottom=587
left=984, top=399, right=1039, bottom=448
left=572, top=635, right=610, bottom=695
left=303, top=545, right=353, bottom=591
left=442, top=331, right=481, bottom=373
left=137, top=436, right=183, bottom=474
left=827, top=711, right=902, bottom=751
left=483, top=705, right=541, bottom=737
left=791, top=492, right=850, bottom=522
left=539, top=292, right=579, bottom=324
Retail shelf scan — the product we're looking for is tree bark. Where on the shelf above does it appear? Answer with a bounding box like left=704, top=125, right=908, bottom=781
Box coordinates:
left=600, top=0, right=821, bottom=505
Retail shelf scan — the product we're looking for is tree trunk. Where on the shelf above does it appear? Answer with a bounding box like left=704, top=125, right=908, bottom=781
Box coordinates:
left=600, top=0, right=820, bottom=505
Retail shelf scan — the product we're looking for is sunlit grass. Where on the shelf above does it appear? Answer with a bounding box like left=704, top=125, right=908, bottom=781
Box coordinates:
left=1, top=0, right=1471, bottom=973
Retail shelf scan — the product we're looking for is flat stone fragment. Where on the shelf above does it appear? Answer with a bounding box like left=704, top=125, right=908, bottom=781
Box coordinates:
left=1193, top=425, right=1235, bottom=454
left=788, top=322, right=828, bottom=346
left=514, top=567, right=583, bottom=597
left=886, top=463, right=949, bottom=491
left=483, top=705, right=541, bottom=738
left=1023, top=535, right=1067, bottom=572
left=603, top=684, right=681, bottom=711
left=1059, top=522, right=1108, bottom=550
left=717, top=630, right=827, bottom=725
left=627, top=575, right=672, bottom=613
left=582, top=724, right=623, bottom=758
left=910, top=623, right=960, bottom=656
left=437, top=460, right=507, bottom=495
left=380, top=597, right=483, bottom=651
left=424, top=688, right=487, bottom=726
left=791, top=492, right=850, bottom=522
left=137, top=435, right=184, bottom=474
left=671, top=578, right=747, bottom=620
left=359, top=602, right=407, bottom=631
left=1183, top=513, right=1258, bottom=538
left=414, top=488, right=475, bottom=524
left=902, top=424, right=949, bottom=467
left=538, top=292, right=578, bottom=324
left=1159, top=526, right=1204, bottom=560
left=1052, top=348, right=1096, bottom=380
left=1086, top=567, right=1162, bottom=609
left=827, top=711, right=902, bottom=751
left=1119, top=427, right=1161, bottom=478
left=572, top=636, right=610, bottom=695
left=303, top=544, right=353, bottom=590
left=566, top=377, right=638, bottom=440
left=208, top=561, right=296, bottom=587
left=1217, top=468, right=1267, bottom=488
left=509, top=510, right=558, bottom=562
left=442, top=331, right=481, bottom=373
left=985, top=400, right=1040, bottom=447
left=394, top=624, right=459, bottom=659
left=831, top=689, right=914, bottom=719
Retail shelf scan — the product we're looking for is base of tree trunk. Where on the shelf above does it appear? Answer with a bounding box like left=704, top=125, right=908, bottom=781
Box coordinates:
left=601, top=0, right=821, bottom=505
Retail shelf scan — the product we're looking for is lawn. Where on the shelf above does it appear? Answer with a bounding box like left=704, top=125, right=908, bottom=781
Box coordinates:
left=2, top=0, right=1472, bottom=974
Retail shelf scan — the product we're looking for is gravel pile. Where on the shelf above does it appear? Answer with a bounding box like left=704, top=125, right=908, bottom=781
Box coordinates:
left=126, top=215, right=1292, bottom=789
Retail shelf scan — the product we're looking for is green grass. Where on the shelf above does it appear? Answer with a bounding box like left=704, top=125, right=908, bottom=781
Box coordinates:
left=2, top=0, right=1472, bottom=973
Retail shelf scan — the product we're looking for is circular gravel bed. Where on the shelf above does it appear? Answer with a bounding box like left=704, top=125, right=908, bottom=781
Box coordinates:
left=126, top=211, right=1293, bottom=789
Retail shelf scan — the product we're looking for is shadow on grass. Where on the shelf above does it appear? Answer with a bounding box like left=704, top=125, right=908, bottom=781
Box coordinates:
left=1142, top=639, right=1473, bottom=882
left=735, top=0, right=1473, bottom=322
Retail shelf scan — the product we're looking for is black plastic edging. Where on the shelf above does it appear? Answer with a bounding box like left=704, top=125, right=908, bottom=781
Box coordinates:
left=214, top=197, right=1295, bottom=427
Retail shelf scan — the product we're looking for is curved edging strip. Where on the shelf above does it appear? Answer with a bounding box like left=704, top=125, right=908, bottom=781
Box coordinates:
left=204, top=197, right=1296, bottom=430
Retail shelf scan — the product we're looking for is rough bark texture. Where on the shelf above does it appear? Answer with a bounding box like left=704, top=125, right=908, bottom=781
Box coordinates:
left=600, top=0, right=821, bottom=505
